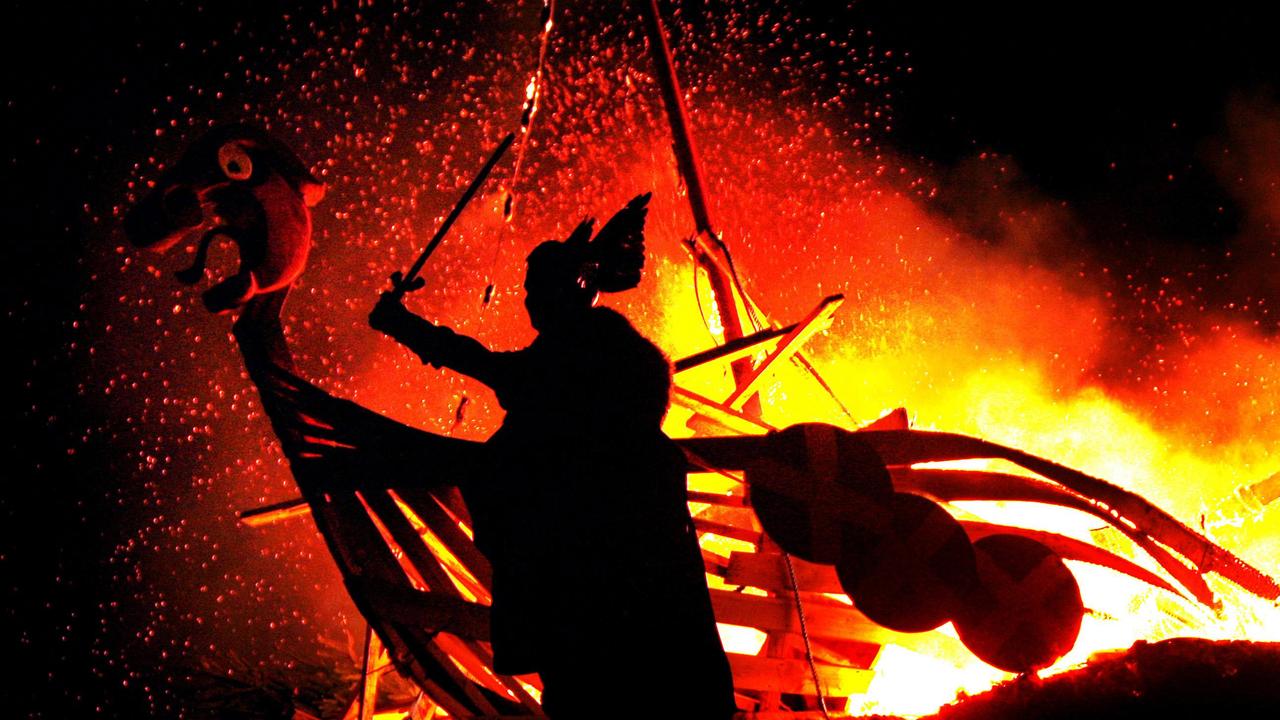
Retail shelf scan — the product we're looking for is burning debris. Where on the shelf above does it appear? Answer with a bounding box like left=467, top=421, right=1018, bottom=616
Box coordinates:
left=925, top=638, right=1280, bottom=720
left=11, top=1, right=1279, bottom=718
left=112, top=2, right=1278, bottom=714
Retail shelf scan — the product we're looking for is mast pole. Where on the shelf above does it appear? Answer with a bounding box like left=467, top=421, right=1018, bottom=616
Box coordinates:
left=638, top=5, right=851, bottom=711
left=638, top=0, right=761, bottom=416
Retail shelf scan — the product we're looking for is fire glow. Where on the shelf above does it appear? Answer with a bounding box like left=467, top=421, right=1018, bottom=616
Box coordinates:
left=338, top=127, right=1280, bottom=714
left=86, top=2, right=1279, bottom=717
left=627, top=141, right=1280, bottom=714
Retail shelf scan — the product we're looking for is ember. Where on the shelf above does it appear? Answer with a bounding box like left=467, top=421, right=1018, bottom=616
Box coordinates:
left=6, top=1, right=1277, bottom=718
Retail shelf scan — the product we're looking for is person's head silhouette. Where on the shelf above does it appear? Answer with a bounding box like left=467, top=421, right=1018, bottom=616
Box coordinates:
left=523, top=240, right=597, bottom=333
left=522, top=192, right=652, bottom=334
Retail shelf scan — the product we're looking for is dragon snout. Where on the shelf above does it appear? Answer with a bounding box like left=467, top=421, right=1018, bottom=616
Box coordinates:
left=124, top=184, right=205, bottom=251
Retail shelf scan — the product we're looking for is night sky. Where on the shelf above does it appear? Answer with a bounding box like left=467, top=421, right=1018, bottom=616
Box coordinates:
left=4, top=1, right=1276, bottom=717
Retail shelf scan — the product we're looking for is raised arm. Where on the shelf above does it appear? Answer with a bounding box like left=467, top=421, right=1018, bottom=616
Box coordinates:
left=368, top=292, right=508, bottom=389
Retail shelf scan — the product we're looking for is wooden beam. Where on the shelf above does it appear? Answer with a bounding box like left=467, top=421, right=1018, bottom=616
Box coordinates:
left=703, top=548, right=731, bottom=577
left=960, top=520, right=1184, bottom=598
left=809, top=637, right=882, bottom=671
left=239, top=497, right=309, bottom=526
left=342, top=627, right=385, bottom=720
left=389, top=488, right=492, bottom=602
left=685, top=413, right=755, bottom=438
left=725, top=552, right=842, bottom=594
left=860, top=407, right=910, bottom=431
left=727, top=653, right=872, bottom=696
left=708, top=588, right=969, bottom=662
left=354, top=578, right=492, bottom=642
left=740, top=713, right=844, bottom=720
left=678, top=434, right=775, bottom=472
left=710, top=589, right=874, bottom=640
left=694, top=505, right=760, bottom=532
left=673, top=325, right=794, bottom=374
left=672, top=386, right=775, bottom=435
left=724, top=294, right=844, bottom=411
left=359, top=490, right=457, bottom=595
left=687, top=489, right=747, bottom=507
left=246, top=481, right=753, bottom=528
left=432, top=633, right=534, bottom=706
left=694, top=518, right=763, bottom=545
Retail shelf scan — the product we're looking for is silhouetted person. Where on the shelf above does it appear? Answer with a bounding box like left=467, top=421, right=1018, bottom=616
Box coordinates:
left=369, top=194, right=736, bottom=719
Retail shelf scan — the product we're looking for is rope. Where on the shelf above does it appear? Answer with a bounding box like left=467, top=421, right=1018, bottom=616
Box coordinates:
left=690, top=249, right=721, bottom=347
left=504, top=0, right=556, bottom=224
left=357, top=624, right=374, bottom=720
left=711, top=231, right=859, bottom=428
left=791, top=352, right=857, bottom=426
left=783, top=552, right=832, bottom=719
left=717, top=238, right=764, bottom=332
left=483, top=0, right=557, bottom=309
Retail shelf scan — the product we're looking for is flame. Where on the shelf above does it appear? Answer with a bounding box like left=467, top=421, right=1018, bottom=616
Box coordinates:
left=528, top=119, right=1280, bottom=713
left=353, top=126, right=1280, bottom=714
left=625, top=153, right=1280, bottom=713
left=95, top=4, right=1279, bottom=716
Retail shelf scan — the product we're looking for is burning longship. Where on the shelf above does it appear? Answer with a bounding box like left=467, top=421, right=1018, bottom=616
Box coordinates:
left=119, top=2, right=1280, bottom=718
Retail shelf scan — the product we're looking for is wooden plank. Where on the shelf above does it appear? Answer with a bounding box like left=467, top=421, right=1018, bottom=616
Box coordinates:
left=431, top=632, right=543, bottom=715
left=694, top=518, right=762, bottom=544
left=355, top=578, right=491, bottom=642
left=678, top=434, right=775, bottom=472
left=727, top=653, right=872, bottom=696
left=703, top=548, right=731, bottom=577
left=687, top=489, right=747, bottom=507
left=243, top=482, right=759, bottom=538
left=359, top=482, right=507, bottom=718
left=311, top=490, right=480, bottom=719
left=358, top=629, right=383, bottom=720
left=859, top=407, right=910, bottom=431
left=360, top=490, right=457, bottom=594
left=355, top=571, right=541, bottom=714
left=694, top=504, right=760, bottom=532
left=239, top=496, right=309, bottom=526
left=672, top=386, right=775, bottom=436
left=673, top=324, right=794, bottom=374
left=961, top=520, right=1184, bottom=597
left=708, top=588, right=969, bottom=663
left=723, top=294, right=844, bottom=410
left=811, top=637, right=881, bottom=671
left=725, top=552, right=842, bottom=594
left=741, top=713, right=842, bottom=720
left=710, top=588, right=875, bottom=640
left=366, top=533, right=538, bottom=718
left=433, top=633, right=530, bottom=705
left=340, top=628, right=387, bottom=720
left=390, top=488, right=493, bottom=600
left=418, top=638, right=504, bottom=717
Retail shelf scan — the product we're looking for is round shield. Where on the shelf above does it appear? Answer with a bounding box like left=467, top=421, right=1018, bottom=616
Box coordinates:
left=836, top=492, right=976, bottom=633
left=748, top=424, right=895, bottom=563
left=748, top=479, right=827, bottom=560
left=954, top=534, right=1084, bottom=673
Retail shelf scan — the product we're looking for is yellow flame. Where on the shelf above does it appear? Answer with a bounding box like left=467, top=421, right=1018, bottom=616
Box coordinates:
left=645, top=242, right=1280, bottom=716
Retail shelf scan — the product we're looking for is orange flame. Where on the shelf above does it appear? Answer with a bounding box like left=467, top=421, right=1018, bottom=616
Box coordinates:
left=592, top=139, right=1280, bottom=714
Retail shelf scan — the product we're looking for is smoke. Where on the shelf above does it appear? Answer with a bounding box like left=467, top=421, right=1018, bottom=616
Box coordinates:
left=1207, top=90, right=1280, bottom=299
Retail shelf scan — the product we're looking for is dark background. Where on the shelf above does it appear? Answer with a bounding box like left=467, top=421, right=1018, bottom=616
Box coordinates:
left=854, top=0, right=1274, bottom=245
left=3, top=1, right=1275, bottom=717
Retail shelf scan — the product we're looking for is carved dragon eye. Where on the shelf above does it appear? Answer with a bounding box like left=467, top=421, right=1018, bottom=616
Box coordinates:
left=217, top=143, right=254, bottom=181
